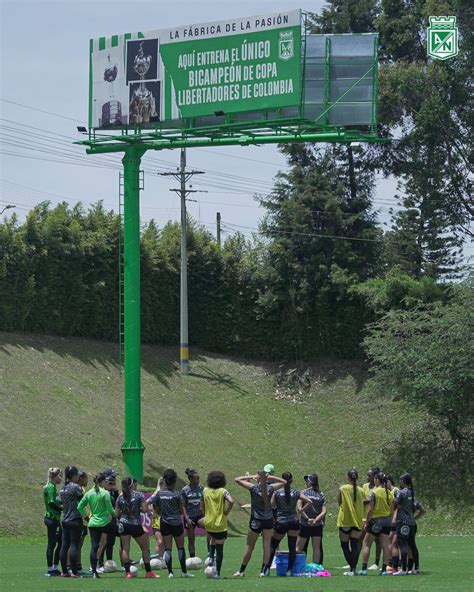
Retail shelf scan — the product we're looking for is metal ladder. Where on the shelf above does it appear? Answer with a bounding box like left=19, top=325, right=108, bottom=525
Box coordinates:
left=118, top=170, right=144, bottom=372
left=118, top=172, right=125, bottom=372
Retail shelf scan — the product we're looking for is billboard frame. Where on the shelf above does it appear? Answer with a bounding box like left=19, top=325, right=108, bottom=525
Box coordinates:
left=78, top=19, right=383, bottom=482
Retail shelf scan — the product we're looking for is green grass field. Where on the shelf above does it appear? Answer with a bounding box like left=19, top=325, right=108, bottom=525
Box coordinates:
left=1, top=331, right=472, bottom=537
left=1, top=535, right=473, bottom=591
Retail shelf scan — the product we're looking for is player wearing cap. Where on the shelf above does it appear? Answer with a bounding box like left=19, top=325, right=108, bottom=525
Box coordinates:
left=149, top=468, right=193, bottom=579
left=233, top=469, right=286, bottom=578
left=116, top=477, right=159, bottom=580
left=296, top=474, right=327, bottom=565
left=43, top=467, right=63, bottom=577
left=266, top=472, right=312, bottom=576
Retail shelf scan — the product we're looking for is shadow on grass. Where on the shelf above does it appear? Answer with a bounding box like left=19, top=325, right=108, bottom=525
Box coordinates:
left=381, top=420, right=474, bottom=509
left=0, top=331, right=368, bottom=399
left=188, top=365, right=250, bottom=396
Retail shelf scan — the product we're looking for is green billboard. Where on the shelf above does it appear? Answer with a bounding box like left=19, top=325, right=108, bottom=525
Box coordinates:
left=89, top=10, right=302, bottom=129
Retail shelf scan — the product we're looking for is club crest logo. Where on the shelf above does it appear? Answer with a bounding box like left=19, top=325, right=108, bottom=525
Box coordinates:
left=279, top=30, right=294, bottom=61
left=400, top=525, right=410, bottom=537
left=427, top=16, right=459, bottom=60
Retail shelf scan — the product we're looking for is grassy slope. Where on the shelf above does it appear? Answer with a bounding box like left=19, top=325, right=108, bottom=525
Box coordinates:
left=1, top=536, right=473, bottom=591
left=0, top=331, right=470, bottom=535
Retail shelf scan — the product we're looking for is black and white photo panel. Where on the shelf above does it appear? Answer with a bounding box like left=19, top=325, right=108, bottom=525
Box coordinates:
left=126, top=38, right=160, bottom=84
left=92, top=45, right=128, bottom=128
left=129, top=81, right=161, bottom=125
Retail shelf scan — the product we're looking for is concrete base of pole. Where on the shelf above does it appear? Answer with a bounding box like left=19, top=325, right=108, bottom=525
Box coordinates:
left=121, top=442, right=145, bottom=482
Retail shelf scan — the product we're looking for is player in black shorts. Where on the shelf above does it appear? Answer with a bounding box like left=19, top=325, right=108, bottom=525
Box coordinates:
left=76, top=471, right=89, bottom=575
left=116, top=477, right=159, bottom=580
left=393, top=473, right=426, bottom=575
left=149, top=468, right=193, bottom=579
left=181, top=468, right=206, bottom=558
left=233, top=470, right=286, bottom=577
left=266, top=472, right=312, bottom=576
left=296, top=474, right=327, bottom=565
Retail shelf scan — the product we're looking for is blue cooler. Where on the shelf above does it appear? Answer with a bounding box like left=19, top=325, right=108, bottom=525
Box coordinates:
left=275, top=551, right=306, bottom=576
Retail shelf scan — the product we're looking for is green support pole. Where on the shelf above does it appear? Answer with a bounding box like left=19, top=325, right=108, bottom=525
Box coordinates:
left=120, top=146, right=146, bottom=481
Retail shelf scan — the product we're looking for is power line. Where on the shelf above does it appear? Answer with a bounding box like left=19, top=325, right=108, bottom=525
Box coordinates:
left=0, top=98, right=86, bottom=124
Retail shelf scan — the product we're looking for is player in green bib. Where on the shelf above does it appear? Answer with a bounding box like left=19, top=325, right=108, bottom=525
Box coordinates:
left=43, top=467, right=63, bottom=577
left=78, top=472, right=116, bottom=579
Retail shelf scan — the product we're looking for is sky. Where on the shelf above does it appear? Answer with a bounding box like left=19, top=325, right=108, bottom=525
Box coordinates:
left=1, top=0, right=403, bottom=242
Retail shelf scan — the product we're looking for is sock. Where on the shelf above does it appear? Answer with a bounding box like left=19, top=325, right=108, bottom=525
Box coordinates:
left=144, top=561, right=151, bottom=571
left=340, top=541, right=352, bottom=568
left=393, top=556, right=399, bottom=570
left=164, top=549, right=173, bottom=574
left=408, top=558, right=414, bottom=571
left=209, top=544, right=216, bottom=562
left=388, top=559, right=393, bottom=567
left=124, top=561, right=131, bottom=573
left=239, top=563, right=247, bottom=573
left=216, top=545, right=224, bottom=575
left=362, top=563, right=368, bottom=570
left=382, top=563, right=387, bottom=572
left=178, top=547, right=187, bottom=573
left=260, top=562, right=266, bottom=574
left=287, top=536, right=297, bottom=572
left=349, top=538, right=360, bottom=570
left=267, top=537, right=280, bottom=570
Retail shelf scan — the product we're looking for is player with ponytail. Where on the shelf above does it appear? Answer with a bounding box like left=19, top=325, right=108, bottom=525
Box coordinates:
left=59, top=465, right=83, bottom=577
left=266, top=472, right=312, bottom=576
left=116, top=477, right=159, bottom=579
left=393, top=473, right=426, bottom=575
left=337, top=469, right=364, bottom=576
left=296, top=473, right=327, bottom=564
left=43, top=467, right=63, bottom=577
left=149, top=468, right=193, bottom=579
left=77, top=472, right=115, bottom=578
left=233, top=469, right=286, bottom=577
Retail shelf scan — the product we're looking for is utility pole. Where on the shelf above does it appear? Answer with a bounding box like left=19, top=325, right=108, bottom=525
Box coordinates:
left=216, top=211, right=221, bottom=247
left=159, top=148, right=205, bottom=374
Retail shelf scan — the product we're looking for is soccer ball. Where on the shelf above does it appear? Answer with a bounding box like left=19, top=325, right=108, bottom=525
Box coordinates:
left=150, top=558, right=165, bottom=570
left=205, top=565, right=217, bottom=578
left=103, top=560, right=117, bottom=573
left=186, top=557, right=202, bottom=570
left=129, top=565, right=138, bottom=577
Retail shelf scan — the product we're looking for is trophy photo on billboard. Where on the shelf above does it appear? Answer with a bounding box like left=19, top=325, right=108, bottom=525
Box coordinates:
left=127, top=40, right=160, bottom=124
left=101, top=53, right=124, bottom=127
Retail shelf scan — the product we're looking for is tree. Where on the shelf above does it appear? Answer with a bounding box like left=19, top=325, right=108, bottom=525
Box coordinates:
left=374, top=0, right=473, bottom=276
left=364, top=286, right=474, bottom=453
left=257, top=145, right=382, bottom=359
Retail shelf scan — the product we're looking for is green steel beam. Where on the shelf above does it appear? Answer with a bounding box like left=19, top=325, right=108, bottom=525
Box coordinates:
left=84, top=130, right=382, bottom=155
left=120, top=146, right=146, bottom=482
